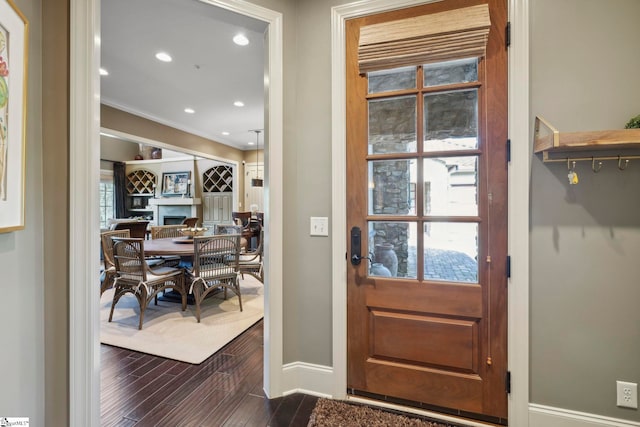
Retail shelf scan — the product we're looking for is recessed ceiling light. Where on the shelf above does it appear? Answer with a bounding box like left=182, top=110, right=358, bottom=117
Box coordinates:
left=99, top=68, right=109, bottom=76
left=234, top=101, right=245, bottom=107
left=184, top=108, right=195, bottom=114
left=248, top=141, right=255, bottom=145
left=221, top=131, right=230, bottom=136
left=233, top=34, right=249, bottom=46
left=155, top=52, right=172, bottom=62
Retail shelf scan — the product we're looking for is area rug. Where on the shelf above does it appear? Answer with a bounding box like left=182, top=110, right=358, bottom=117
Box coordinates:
left=100, top=275, right=263, bottom=364
left=308, top=398, right=461, bottom=427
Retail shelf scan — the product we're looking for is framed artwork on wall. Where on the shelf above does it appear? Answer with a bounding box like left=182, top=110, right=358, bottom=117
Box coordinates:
left=0, top=0, right=28, bottom=233
left=161, top=171, right=191, bottom=197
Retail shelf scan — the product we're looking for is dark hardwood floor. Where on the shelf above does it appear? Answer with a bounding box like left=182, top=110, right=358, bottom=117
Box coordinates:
left=101, top=320, right=318, bottom=426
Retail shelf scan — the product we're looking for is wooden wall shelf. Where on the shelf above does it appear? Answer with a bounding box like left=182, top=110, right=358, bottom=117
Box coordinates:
left=534, top=116, right=640, bottom=163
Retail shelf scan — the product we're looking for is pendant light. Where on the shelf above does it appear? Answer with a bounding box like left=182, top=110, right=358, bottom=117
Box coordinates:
left=251, top=129, right=263, bottom=187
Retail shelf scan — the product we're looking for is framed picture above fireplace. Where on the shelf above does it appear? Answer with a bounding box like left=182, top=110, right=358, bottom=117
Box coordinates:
left=161, top=171, right=191, bottom=197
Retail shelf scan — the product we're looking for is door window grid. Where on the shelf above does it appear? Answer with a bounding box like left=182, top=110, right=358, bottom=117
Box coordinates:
left=366, top=62, right=482, bottom=282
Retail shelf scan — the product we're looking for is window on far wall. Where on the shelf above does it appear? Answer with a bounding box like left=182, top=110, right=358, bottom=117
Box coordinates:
left=100, top=170, right=115, bottom=229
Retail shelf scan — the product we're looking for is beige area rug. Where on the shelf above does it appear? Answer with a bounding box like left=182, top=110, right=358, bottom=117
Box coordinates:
left=100, top=275, right=263, bottom=364
left=308, top=398, right=462, bottom=427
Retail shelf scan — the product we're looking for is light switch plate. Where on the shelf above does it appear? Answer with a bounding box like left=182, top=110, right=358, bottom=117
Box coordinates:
left=310, top=217, right=329, bottom=236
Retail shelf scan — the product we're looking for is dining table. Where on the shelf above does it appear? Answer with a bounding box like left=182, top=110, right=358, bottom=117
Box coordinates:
left=143, top=235, right=247, bottom=257
left=143, top=236, right=196, bottom=257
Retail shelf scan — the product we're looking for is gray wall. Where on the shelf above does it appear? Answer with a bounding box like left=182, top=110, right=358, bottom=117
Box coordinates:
left=530, top=0, right=640, bottom=421
left=0, top=0, right=45, bottom=424
left=246, top=0, right=347, bottom=365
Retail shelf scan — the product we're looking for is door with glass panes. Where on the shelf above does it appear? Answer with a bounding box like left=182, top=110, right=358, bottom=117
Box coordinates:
left=346, top=0, right=508, bottom=421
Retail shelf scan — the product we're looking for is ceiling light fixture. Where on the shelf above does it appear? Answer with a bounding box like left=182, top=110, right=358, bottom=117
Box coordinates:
left=234, top=101, right=245, bottom=107
left=99, top=68, right=109, bottom=76
left=184, top=108, right=195, bottom=114
left=222, top=131, right=230, bottom=136
left=250, top=129, right=263, bottom=187
left=233, top=34, right=249, bottom=46
left=155, top=52, right=172, bottom=62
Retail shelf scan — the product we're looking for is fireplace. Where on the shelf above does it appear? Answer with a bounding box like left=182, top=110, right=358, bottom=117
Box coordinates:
left=164, top=215, right=186, bottom=225
left=149, top=197, right=201, bottom=227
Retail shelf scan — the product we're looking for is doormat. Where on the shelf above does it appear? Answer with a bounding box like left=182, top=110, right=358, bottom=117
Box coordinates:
left=307, top=398, right=463, bottom=427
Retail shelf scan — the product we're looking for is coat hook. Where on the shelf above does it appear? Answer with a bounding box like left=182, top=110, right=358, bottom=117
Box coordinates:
left=617, top=156, right=630, bottom=171
left=591, top=157, right=602, bottom=173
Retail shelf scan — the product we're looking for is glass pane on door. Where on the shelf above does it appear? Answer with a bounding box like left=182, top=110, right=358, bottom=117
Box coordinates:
left=368, top=159, right=417, bottom=216
left=369, top=95, right=417, bottom=154
left=423, top=222, right=478, bottom=283
left=424, top=89, right=478, bottom=152
left=424, top=58, right=478, bottom=87
left=368, top=66, right=416, bottom=94
left=423, top=156, right=478, bottom=216
left=368, top=221, right=417, bottom=279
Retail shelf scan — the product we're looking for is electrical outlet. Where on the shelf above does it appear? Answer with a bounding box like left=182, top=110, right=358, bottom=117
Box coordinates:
left=616, top=381, right=638, bottom=409
left=310, top=217, right=329, bottom=236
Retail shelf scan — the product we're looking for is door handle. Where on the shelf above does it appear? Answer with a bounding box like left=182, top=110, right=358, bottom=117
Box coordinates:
left=350, top=226, right=371, bottom=266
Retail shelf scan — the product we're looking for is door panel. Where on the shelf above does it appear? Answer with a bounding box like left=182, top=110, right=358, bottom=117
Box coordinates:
left=369, top=310, right=478, bottom=371
left=346, top=0, right=507, bottom=421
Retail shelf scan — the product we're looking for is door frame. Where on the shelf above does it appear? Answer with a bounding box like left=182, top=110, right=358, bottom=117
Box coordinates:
left=69, top=0, right=284, bottom=425
left=330, top=0, right=530, bottom=425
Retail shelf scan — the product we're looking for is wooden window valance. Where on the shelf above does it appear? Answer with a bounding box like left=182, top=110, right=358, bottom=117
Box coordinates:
left=358, top=4, right=491, bottom=74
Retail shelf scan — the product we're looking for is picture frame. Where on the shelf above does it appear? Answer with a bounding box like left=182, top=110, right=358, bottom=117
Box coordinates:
left=161, top=171, right=191, bottom=197
left=0, top=0, right=28, bottom=233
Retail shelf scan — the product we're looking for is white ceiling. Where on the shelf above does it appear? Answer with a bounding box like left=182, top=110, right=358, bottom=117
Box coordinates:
left=100, top=0, right=267, bottom=151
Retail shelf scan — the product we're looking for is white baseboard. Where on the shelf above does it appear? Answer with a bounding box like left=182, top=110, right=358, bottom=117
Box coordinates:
left=281, top=362, right=334, bottom=398
left=530, top=404, right=640, bottom=427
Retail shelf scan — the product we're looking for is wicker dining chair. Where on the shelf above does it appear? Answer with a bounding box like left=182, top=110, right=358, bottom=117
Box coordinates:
left=110, top=237, right=187, bottom=329
left=149, top=224, right=187, bottom=267
left=189, top=234, right=242, bottom=323
left=238, top=229, right=264, bottom=283
left=150, top=224, right=187, bottom=239
left=100, top=229, right=130, bottom=296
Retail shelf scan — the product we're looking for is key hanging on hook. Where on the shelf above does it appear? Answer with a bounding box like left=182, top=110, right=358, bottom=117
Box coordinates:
left=567, top=159, right=579, bottom=185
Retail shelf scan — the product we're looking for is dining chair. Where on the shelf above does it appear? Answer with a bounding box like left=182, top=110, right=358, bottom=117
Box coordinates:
left=112, top=220, right=149, bottom=239
left=100, top=229, right=130, bottom=296
left=231, top=211, right=251, bottom=227
left=149, top=224, right=187, bottom=267
left=110, top=237, right=187, bottom=329
left=213, top=223, right=243, bottom=235
left=189, top=234, right=242, bottom=323
left=238, top=229, right=264, bottom=283
left=150, top=224, right=187, bottom=239
left=181, top=217, right=199, bottom=227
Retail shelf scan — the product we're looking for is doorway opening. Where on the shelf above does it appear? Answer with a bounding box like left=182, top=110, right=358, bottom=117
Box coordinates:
left=69, top=0, right=285, bottom=423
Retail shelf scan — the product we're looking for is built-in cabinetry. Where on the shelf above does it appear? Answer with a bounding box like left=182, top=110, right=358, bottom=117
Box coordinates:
left=126, top=169, right=156, bottom=219
left=201, top=166, right=234, bottom=228
left=534, top=116, right=640, bottom=164
left=202, top=192, right=233, bottom=227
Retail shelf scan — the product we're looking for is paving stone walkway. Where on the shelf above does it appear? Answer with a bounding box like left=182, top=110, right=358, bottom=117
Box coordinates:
left=401, top=246, right=477, bottom=283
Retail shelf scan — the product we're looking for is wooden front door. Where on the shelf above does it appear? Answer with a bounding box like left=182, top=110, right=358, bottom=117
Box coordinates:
left=346, top=0, right=508, bottom=421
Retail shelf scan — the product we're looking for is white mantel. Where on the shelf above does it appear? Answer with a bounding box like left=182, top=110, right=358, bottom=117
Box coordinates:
left=148, top=197, right=201, bottom=207
left=148, top=197, right=201, bottom=225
